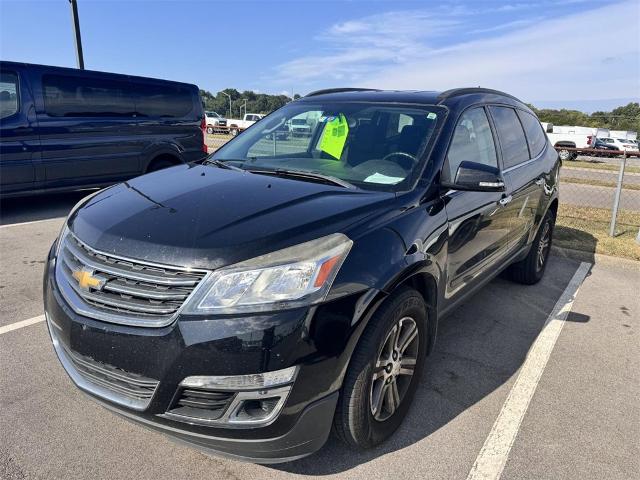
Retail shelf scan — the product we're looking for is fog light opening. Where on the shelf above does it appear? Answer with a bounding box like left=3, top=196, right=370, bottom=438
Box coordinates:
left=235, top=397, right=280, bottom=421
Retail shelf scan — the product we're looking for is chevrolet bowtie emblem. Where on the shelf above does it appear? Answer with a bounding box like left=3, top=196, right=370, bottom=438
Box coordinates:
left=72, top=268, right=106, bottom=291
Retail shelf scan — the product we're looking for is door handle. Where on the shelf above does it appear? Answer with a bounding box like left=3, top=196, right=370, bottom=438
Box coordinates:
left=498, top=195, right=513, bottom=206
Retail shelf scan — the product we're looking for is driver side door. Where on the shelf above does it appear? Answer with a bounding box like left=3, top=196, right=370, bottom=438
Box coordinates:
left=441, top=106, right=514, bottom=302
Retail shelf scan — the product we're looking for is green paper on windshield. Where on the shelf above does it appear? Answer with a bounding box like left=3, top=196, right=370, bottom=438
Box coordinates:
left=319, top=114, right=349, bottom=159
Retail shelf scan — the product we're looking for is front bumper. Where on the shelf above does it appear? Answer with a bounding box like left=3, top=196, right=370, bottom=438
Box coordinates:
left=43, top=245, right=350, bottom=463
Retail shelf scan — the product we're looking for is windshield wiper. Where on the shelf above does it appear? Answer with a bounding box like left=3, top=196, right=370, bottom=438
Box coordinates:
left=204, top=158, right=245, bottom=172
left=248, top=168, right=356, bottom=189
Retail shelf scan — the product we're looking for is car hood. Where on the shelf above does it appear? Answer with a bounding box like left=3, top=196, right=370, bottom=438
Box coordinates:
left=69, top=164, right=395, bottom=270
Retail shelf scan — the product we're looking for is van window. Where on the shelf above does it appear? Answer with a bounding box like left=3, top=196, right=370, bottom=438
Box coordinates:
left=489, top=106, right=530, bottom=168
left=517, top=110, right=547, bottom=158
left=0, top=71, right=19, bottom=119
left=43, top=74, right=134, bottom=117
left=446, top=107, right=498, bottom=181
left=134, top=83, right=193, bottom=118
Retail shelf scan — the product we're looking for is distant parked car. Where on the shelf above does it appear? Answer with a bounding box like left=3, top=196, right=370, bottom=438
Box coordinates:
left=205, top=111, right=228, bottom=134
left=592, top=138, right=621, bottom=157
left=600, top=137, right=637, bottom=152
left=289, top=118, right=312, bottom=137
left=0, top=61, right=207, bottom=198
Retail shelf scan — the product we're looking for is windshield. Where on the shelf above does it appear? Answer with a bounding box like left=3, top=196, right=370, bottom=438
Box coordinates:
left=206, top=111, right=220, bottom=118
left=212, top=101, right=445, bottom=192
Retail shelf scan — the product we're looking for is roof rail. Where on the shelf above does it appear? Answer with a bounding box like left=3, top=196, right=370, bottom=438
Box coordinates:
left=437, top=88, right=523, bottom=103
left=304, top=87, right=380, bottom=97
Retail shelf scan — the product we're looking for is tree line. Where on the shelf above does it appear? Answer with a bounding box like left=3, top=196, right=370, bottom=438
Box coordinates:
left=528, top=102, right=640, bottom=133
left=200, top=88, right=300, bottom=119
left=201, top=88, right=639, bottom=133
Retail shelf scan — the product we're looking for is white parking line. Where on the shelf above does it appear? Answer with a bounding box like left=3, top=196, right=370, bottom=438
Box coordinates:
left=0, top=315, right=45, bottom=335
left=466, top=261, right=591, bottom=480
left=0, top=217, right=62, bottom=229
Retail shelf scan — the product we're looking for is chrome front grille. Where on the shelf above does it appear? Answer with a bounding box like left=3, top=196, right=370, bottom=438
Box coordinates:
left=55, top=232, right=207, bottom=327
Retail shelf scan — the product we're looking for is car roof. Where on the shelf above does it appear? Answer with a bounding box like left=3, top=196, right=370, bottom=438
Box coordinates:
left=296, top=87, right=531, bottom=113
left=0, top=60, right=198, bottom=89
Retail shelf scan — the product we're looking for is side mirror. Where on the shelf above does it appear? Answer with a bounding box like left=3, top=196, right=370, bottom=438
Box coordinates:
left=442, top=161, right=505, bottom=192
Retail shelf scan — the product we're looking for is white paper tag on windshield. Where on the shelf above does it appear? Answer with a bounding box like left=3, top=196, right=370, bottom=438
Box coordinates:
left=364, top=172, right=404, bottom=184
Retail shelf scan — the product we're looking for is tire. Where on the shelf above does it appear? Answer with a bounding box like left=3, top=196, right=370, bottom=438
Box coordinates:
left=206, top=126, right=214, bottom=134
left=558, top=149, right=572, bottom=162
left=146, top=159, right=175, bottom=173
left=508, top=210, right=555, bottom=285
left=230, top=128, right=239, bottom=136
left=333, top=287, right=428, bottom=449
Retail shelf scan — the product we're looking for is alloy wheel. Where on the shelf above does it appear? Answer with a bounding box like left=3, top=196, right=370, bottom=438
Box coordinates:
left=370, top=316, right=419, bottom=422
left=537, top=221, right=551, bottom=271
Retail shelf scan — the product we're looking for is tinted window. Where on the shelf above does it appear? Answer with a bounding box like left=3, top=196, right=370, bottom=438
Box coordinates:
left=134, top=83, right=193, bottom=118
left=43, top=74, right=134, bottom=117
left=517, top=110, right=547, bottom=158
left=0, top=71, right=19, bottom=119
left=490, top=106, right=530, bottom=168
left=446, top=107, right=498, bottom=181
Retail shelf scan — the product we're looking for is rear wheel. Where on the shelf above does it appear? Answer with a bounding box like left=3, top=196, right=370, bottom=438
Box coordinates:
left=206, top=126, right=214, bottom=134
left=558, top=149, right=573, bottom=162
left=333, top=287, right=428, bottom=449
left=146, top=158, right=176, bottom=173
left=230, top=127, right=239, bottom=136
left=508, top=210, right=555, bottom=284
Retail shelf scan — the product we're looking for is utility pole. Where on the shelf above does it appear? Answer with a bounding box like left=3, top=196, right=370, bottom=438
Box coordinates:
left=68, top=0, right=85, bottom=69
left=221, top=92, right=232, bottom=118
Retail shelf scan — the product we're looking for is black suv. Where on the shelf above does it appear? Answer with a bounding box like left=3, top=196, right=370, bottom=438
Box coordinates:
left=44, top=88, right=559, bottom=463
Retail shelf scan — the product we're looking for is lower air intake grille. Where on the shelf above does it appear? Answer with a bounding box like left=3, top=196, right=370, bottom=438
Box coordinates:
left=61, top=342, right=159, bottom=408
left=168, top=388, right=235, bottom=422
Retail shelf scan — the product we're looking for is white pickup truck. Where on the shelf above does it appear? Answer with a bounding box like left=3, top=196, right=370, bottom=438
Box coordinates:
left=226, top=113, right=264, bottom=136
left=542, top=123, right=610, bottom=161
left=205, top=111, right=228, bottom=134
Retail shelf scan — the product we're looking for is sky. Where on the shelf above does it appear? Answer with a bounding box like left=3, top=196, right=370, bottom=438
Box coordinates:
left=1, top=0, right=638, bottom=112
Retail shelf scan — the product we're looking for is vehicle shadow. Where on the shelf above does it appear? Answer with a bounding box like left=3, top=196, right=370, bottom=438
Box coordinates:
left=273, top=255, right=591, bottom=475
left=0, top=190, right=96, bottom=226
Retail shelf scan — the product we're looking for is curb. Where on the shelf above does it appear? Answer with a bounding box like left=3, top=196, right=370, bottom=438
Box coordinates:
left=551, top=246, right=640, bottom=270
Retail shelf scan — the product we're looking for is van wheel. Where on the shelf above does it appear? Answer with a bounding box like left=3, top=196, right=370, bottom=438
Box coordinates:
left=333, top=287, right=428, bottom=449
left=206, top=126, right=214, bottom=134
left=508, top=210, right=555, bottom=285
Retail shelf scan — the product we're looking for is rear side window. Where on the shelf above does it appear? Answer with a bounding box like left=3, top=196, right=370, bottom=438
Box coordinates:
left=489, top=106, right=530, bottom=169
left=446, top=107, right=498, bottom=181
left=517, top=110, right=547, bottom=158
left=134, top=83, right=193, bottom=118
left=43, top=74, right=134, bottom=117
left=0, top=71, right=20, bottom=119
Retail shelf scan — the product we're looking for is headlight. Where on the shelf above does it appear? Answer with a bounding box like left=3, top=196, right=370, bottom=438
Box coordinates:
left=183, top=233, right=352, bottom=314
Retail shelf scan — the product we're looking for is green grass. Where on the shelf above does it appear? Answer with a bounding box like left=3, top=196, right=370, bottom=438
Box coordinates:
left=562, top=177, right=640, bottom=191
left=564, top=160, right=640, bottom=174
left=555, top=205, right=640, bottom=261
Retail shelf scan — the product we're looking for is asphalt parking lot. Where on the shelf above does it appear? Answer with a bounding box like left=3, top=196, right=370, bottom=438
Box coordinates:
left=1, top=192, right=638, bottom=480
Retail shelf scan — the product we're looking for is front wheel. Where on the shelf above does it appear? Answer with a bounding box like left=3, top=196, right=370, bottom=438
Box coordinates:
left=206, top=126, right=214, bottom=134
left=333, top=287, right=428, bottom=449
left=508, top=210, right=555, bottom=284
left=230, top=127, right=239, bottom=136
